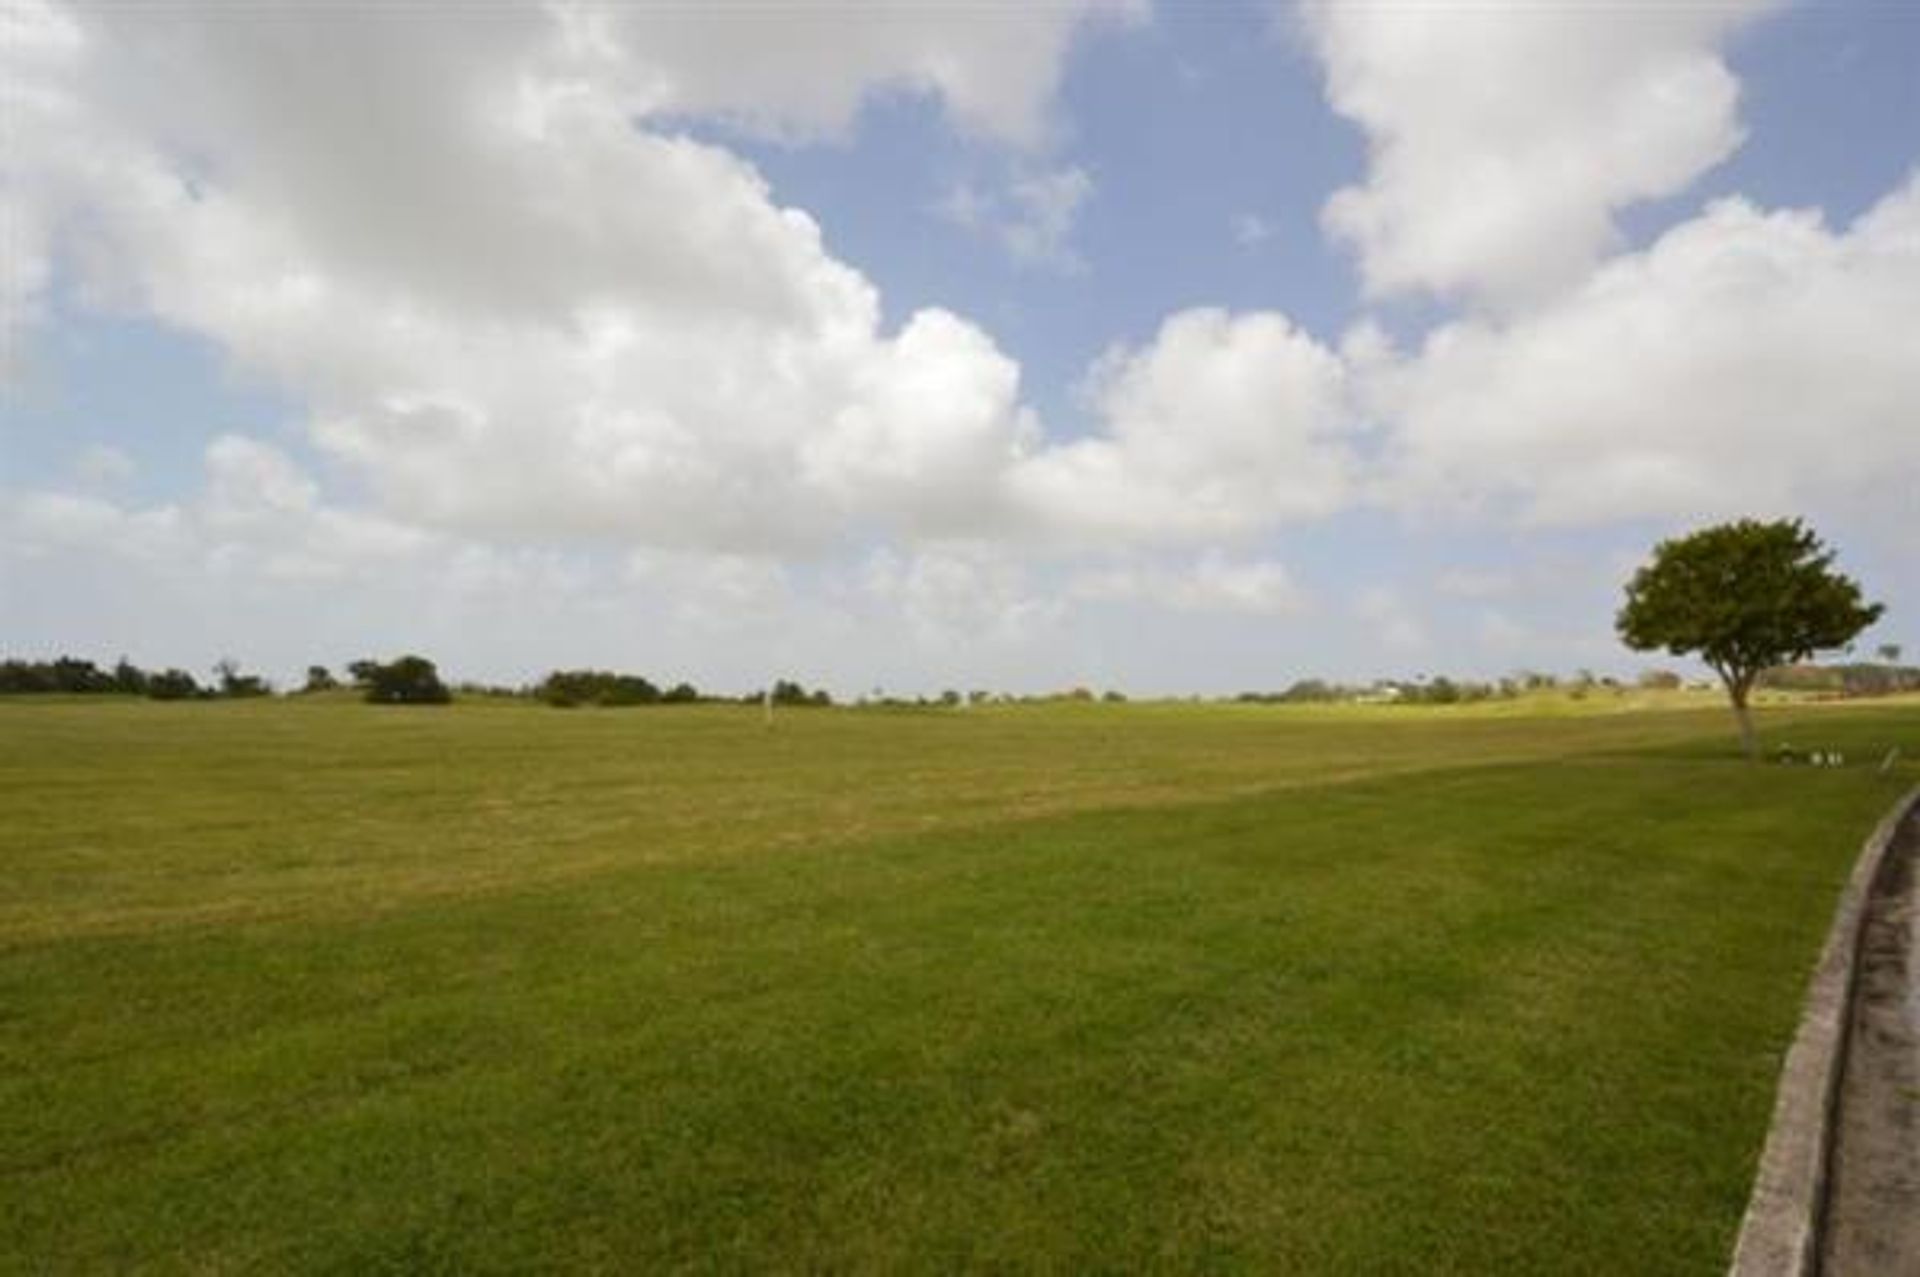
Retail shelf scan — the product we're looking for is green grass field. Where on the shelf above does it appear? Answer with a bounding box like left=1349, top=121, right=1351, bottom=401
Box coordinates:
left=4, top=697, right=1918, bottom=1273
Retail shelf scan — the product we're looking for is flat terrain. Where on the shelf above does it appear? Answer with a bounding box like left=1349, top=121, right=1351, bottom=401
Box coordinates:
left=4, top=696, right=1918, bottom=1272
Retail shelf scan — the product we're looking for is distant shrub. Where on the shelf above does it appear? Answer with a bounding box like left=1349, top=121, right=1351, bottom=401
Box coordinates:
left=212, top=659, right=271, bottom=698
left=764, top=679, right=831, bottom=707
left=112, top=659, right=149, bottom=695
left=363, top=655, right=452, bottom=705
left=147, top=669, right=203, bottom=700
left=539, top=670, right=662, bottom=707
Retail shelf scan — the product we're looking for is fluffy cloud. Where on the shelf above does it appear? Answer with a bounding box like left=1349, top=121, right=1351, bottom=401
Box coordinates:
left=3, top=1, right=1129, bottom=554
left=593, top=1, right=1142, bottom=148
left=1072, top=550, right=1307, bottom=615
left=1369, top=177, right=1920, bottom=526
left=0, top=435, right=827, bottom=684
left=861, top=544, right=1063, bottom=647
left=7, top=435, right=437, bottom=582
left=9, top=0, right=1912, bottom=699
left=3, top=2, right=1369, bottom=564
left=1302, top=0, right=1774, bottom=307
left=1011, top=308, right=1357, bottom=541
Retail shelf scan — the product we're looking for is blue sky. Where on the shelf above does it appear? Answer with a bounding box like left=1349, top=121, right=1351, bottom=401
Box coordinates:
left=2, top=0, right=1915, bottom=695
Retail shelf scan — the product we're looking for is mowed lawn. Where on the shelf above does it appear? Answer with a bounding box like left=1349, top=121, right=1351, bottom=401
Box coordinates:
left=4, top=699, right=1917, bottom=1273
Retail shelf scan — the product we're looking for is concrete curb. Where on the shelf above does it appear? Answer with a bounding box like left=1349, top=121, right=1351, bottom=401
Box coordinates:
left=1727, top=784, right=1920, bottom=1276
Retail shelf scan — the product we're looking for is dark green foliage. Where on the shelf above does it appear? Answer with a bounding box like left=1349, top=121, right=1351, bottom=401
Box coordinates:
left=662, top=682, right=700, bottom=704
left=1618, top=518, right=1884, bottom=756
left=362, top=655, right=452, bottom=705
left=146, top=669, right=202, bottom=700
left=538, top=670, right=663, bottom=707
left=0, top=656, right=119, bottom=694
left=764, top=679, right=831, bottom=707
left=212, top=658, right=271, bottom=699
left=346, top=659, right=383, bottom=686
left=111, top=658, right=149, bottom=696
left=302, top=665, right=339, bottom=694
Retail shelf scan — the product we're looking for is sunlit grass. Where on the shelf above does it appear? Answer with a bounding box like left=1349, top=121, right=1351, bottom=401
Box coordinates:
left=3, top=697, right=1916, bottom=1271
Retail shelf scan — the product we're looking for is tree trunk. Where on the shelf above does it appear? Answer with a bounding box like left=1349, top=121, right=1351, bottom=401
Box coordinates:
left=1729, top=681, right=1758, bottom=761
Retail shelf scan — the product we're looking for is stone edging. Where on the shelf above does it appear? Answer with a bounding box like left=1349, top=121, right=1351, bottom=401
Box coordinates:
left=1727, top=784, right=1920, bottom=1276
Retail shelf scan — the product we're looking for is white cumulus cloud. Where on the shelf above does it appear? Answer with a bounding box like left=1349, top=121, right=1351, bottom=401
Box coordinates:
left=1012, top=308, right=1358, bottom=541
left=1301, top=0, right=1775, bottom=307
left=1368, top=177, right=1920, bottom=528
left=592, top=1, right=1143, bottom=148
left=1, top=1, right=1128, bottom=555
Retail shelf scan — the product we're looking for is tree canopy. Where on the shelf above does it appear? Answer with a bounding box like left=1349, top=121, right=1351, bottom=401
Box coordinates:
left=361, top=655, right=452, bottom=705
left=1616, top=518, right=1882, bottom=757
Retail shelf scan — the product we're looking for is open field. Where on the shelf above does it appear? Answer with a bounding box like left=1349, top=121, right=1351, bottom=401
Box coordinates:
left=4, top=697, right=1918, bottom=1272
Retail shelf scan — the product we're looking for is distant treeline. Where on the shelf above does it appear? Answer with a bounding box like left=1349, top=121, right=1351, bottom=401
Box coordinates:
left=8, top=654, right=1914, bottom=707
left=537, top=674, right=831, bottom=708
left=0, top=656, right=257, bottom=700
left=1235, top=676, right=1524, bottom=705
left=1237, top=669, right=1688, bottom=705
left=1758, top=662, right=1920, bottom=696
left=0, top=654, right=448, bottom=703
left=0, top=654, right=828, bottom=709
left=537, top=670, right=698, bottom=706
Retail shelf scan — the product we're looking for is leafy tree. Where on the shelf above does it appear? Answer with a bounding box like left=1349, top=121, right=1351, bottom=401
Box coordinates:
left=1879, top=643, right=1904, bottom=665
left=1617, top=519, right=1882, bottom=759
left=362, top=655, right=451, bottom=705
left=770, top=679, right=804, bottom=705
left=303, top=665, right=339, bottom=693
left=212, top=658, right=270, bottom=698
left=147, top=668, right=202, bottom=700
left=537, top=670, right=662, bottom=707
left=347, top=659, right=383, bottom=686
left=112, top=658, right=149, bottom=695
